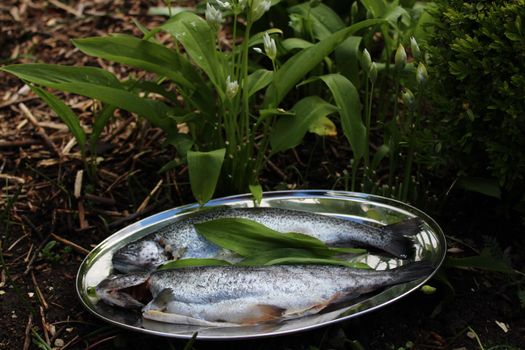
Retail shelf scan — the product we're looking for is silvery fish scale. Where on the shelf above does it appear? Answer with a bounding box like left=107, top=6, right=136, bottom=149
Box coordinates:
left=77, top=190, right=446, bottom=340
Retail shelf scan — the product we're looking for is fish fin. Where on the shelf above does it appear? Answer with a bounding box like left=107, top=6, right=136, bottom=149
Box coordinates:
left=380, top=218, right=424, bottom=259
left=283, top=292, right=345, bottom=318
left=148, top=288, right=175, bottom=310
left=240, top=304, right=285, bottom=325
left=383, top=218, right=424, bottom=236
left=143, top=309, right=239, bottom=327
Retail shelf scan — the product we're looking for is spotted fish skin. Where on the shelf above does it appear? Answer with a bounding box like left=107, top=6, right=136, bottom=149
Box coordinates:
left=97, top=262, right=433, bottom=325
left=112, top=207, right=424, bottom=273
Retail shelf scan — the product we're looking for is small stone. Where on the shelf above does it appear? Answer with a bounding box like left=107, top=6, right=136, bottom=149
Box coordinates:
left=54, top=339, right=65, bottom=347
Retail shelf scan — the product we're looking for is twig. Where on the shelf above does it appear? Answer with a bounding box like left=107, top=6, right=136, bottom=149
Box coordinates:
left=0, top=96, right=38, bottom=110
left=108, top=205, right=155, bottom=228
left=39, top=305, right=51, bottom=345
left=84, top=193, right=116, bottom=206
left=137, top=179, right=163, bottom=213
left=31, top=271, right=49, bottom=310
left=60, top=335, right=79, bottom=350
left=77, top=201, right=88, bottom=229
left=0, top=173, right=25, bottom=184
left=24, top=236, right=51, bottom=275
left=50, top=233, right=90, bottom=255
left=104, top=169, right=140, bottom=194
left=22, top=313, right=33, bottom=350
left=47, top=0, right=83, bottom=17
left=85, top=335, right=119, bottom=350
left=19, top=103, right=61, bottom=156
left=265, top=156, right=287, bottom=180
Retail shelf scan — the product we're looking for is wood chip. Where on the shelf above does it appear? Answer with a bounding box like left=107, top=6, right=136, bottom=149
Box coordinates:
left=74, top=170, right=83, bottom=199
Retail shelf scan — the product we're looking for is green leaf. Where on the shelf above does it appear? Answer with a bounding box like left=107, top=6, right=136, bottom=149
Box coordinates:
left=249, top=184, right=263, bottom=205
left=308, top=116, right=337, bottom=137
left=159, top=258, right=231, bottom=270
left=335, top=36, right=362, bottom=88
left=72, top=35, right=195, bottom=88
left=165, top=133, right=194, bottom=159
left=30, top=86, right=86, bottom=151
left=264, top=18, right=384, bottom=107
left=270, top=96, right=338, bottom=154
left=264, top=257, right=370, bottom=269
left=455, top=177, right=502, bottom=199
left=161, top=12, right=224, bottom=93
left=288, top=3, right=345, bottom=40
left=1, top=64, right=177, bottom=133
left=280, top=38, right=314, bottom=51
left=245, top=69, right=273, bottom=98
left=446, top=250, right=514, bottom=274
left=371, top=144, right=390, bottom=171
left=194, top=217, right=334, bottom=257
left=239, top=248, right=369, bottom=269
left=317, top=74, right=365, bottom=159
left=187, top=148, right=226, bottom=205
left=90, top=104, right=116, bottom=155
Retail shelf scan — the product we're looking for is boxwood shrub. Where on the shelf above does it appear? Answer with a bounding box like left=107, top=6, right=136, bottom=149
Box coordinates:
left=425, top=0, right=525, bottom=198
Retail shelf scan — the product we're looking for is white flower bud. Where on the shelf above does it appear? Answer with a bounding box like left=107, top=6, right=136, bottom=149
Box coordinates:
left=251, top=0, right=271, bottom=21
left=216, top=0, right=231, bottom=9
left=226, top=75, right=239, bottom=99
left=395, top=44, right=407, bottom=71
left=410, top=37, right=421, bottom=62
left=361, top=48, right=372, bottom=72
left=205, top=3, right=223, bottom=28
left=416, top=62, right=428, bottom=85
left=263, top=32, right=277, bottom=61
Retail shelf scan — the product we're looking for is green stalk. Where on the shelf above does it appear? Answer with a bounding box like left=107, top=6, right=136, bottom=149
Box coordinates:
left=363, top=78, right=370, bottom=168
left=364, top=79, right=375, bottom=191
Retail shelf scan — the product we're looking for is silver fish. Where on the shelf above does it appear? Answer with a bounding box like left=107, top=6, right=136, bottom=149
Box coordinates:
left=96, top=262, right=432, bottom=326
left=112, top=207, right=423, bottom=273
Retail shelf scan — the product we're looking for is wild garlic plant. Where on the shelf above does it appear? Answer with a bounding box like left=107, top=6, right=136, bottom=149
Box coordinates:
left=2, top=0, right=382, bottom=204
left=345, top=37, right=430, bottom=203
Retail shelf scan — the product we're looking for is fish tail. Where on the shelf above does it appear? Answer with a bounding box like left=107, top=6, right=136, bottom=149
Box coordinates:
left=383, top=218, right=424, bottom=237
left=380, top=218, right=424, bottom=259
left=391, top=261, right=435, bottom=283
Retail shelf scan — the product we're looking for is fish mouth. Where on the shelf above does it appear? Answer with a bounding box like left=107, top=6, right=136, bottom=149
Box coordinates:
left=96, top=273, right=152, bottom=309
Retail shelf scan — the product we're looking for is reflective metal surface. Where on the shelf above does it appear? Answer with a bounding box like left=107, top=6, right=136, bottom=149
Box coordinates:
left=76, top=190, right=446, bottom=340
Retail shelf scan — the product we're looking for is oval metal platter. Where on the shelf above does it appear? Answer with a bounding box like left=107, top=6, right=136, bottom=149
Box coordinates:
left=77, top=190, right=446, bottom=340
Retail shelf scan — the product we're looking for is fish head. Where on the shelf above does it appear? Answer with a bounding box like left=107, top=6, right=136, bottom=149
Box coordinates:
left=95, top=273, right=151, bottom=309
left=112, top=239, right=170, bottom=273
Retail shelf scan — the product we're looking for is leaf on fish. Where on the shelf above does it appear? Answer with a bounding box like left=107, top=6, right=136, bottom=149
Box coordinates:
left=159, top=258, right=232, bottom=270
left=194, top=218, right=368, bottom=269
left=194, top=218, right=335, bottom=257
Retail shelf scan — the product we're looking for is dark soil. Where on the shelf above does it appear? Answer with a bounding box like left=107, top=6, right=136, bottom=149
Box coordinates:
left=1, top=1, right=524, bottom=349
